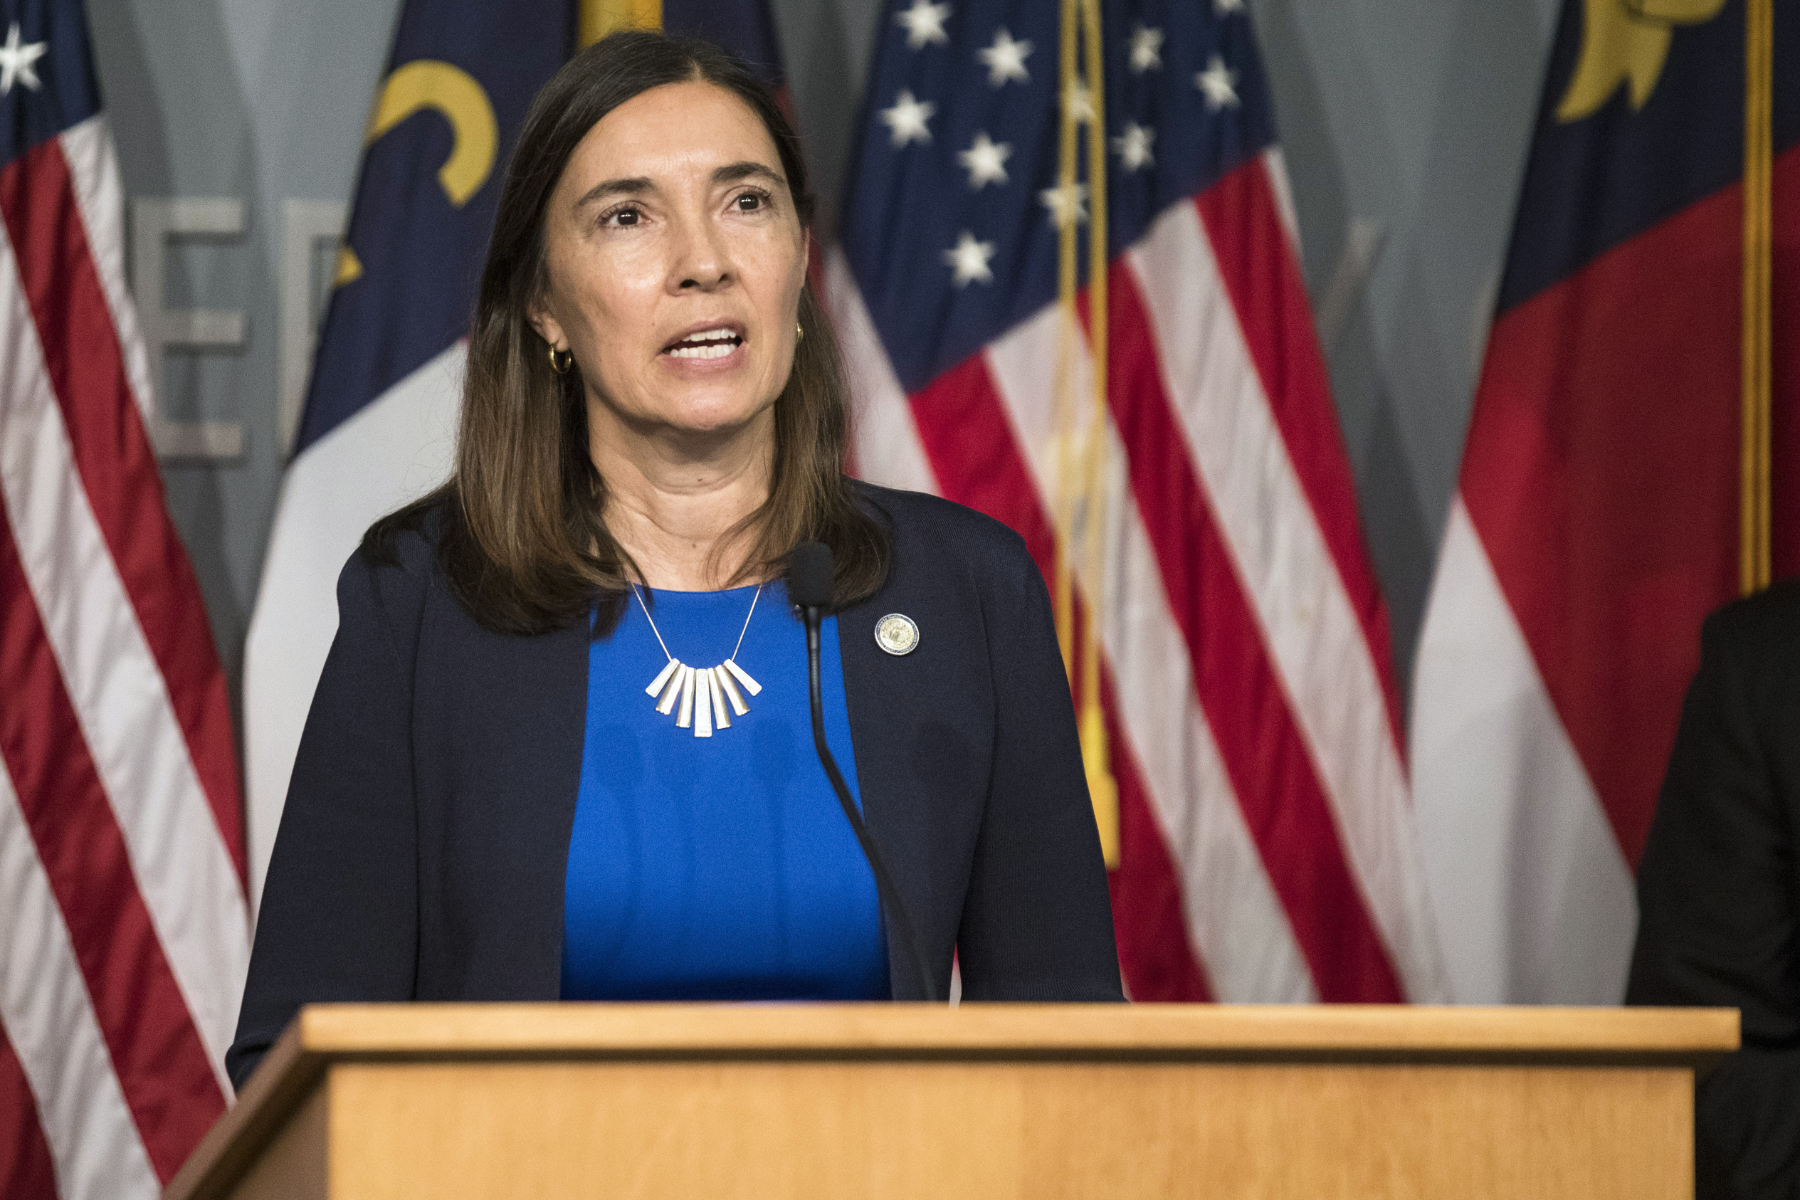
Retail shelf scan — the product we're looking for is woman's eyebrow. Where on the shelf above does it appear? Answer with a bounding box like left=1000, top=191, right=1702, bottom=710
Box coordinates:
left=712, top=162, right=784, bottom=188
left=574, top=177, right=653, bottom=210
left=572, top=163, right=782, bottom=212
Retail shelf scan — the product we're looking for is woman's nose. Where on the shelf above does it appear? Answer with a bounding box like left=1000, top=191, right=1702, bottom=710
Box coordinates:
left=669, top=212, right=733, bottom=292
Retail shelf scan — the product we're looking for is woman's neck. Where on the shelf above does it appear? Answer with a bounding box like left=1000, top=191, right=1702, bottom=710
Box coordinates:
left=588, top=404, right=774, bottom=592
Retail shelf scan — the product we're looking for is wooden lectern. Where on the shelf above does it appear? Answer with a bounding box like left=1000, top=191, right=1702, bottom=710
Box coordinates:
left=167, top=1003, right=1736, bottom=1200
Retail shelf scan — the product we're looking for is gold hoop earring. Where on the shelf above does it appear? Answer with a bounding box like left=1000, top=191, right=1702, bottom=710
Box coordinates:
left=548, top=344, right=573, bottom=374
left=796, top=321, right=804, bottom=343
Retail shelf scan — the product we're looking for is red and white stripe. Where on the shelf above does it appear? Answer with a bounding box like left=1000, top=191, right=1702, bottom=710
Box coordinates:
left=1410, top=500, right=1636, bottom=1003
left=830, top=150, right=1446, bottom=1003
left=0, top=116, right=249, bottom=1197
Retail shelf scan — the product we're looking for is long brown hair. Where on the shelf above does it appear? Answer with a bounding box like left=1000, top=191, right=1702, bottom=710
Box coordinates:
left=365, top=30, right=889, bottom=636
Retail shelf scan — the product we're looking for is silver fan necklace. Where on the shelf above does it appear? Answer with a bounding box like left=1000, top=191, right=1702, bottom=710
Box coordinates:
left=634, top=583, right=763, bottom=738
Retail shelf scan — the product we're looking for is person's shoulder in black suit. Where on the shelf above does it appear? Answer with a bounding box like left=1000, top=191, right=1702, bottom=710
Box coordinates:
left=1629, top=577, right=1800, bottom=1200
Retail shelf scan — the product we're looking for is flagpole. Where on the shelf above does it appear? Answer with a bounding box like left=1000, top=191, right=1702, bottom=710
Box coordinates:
left=1052, top=0, right=1081, bottom=671
left=1051, top=0, right=1118, bottom=865
left=1077, top=0, right=1119, bottom=868
left=1741, top=0, right=1773, bottom=595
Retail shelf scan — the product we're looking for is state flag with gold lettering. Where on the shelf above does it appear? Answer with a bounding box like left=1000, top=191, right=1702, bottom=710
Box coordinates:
left=1412, top=0, right=1800, bottom=1003
left=245, top=1, right=784, bottom=899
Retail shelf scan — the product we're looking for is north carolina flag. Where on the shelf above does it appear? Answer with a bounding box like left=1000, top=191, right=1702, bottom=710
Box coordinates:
left=245, top=2, right=785, bottom=898
left=1412, top=0, right=1800, bottom=1003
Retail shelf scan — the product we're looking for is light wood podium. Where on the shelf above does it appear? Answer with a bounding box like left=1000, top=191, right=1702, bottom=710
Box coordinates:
left=167, top=1003, right=1736, bottom=1200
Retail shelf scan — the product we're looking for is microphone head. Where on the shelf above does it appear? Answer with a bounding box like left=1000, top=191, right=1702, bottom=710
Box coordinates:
left=787, top=540, right=834, bottom=609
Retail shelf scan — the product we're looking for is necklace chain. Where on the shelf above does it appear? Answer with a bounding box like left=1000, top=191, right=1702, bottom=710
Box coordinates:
left=632, top=583, right=764, bottom=739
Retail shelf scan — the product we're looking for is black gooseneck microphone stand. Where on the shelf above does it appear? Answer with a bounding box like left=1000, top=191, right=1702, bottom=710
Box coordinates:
left=788, top=541, right=940, bottom=1004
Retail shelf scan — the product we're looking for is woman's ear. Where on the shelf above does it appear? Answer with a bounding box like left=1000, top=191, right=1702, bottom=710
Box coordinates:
left=528, top=292, right=567, bottom=352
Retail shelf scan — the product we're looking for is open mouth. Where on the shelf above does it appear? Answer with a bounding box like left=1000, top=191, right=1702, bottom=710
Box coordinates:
left=662, top=326, right=745, bottom=360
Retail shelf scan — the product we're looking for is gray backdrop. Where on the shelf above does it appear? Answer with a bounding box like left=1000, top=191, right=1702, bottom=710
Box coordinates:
left=88, top=0, right=1558, bottom=728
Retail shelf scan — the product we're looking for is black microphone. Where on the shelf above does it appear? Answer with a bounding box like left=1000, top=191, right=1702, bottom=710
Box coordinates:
left=788, top=541, right=939, bottom=1003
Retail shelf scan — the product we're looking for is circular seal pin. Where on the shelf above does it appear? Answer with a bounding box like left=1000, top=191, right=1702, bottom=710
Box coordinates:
left=875, top=613, right=920, bottom=656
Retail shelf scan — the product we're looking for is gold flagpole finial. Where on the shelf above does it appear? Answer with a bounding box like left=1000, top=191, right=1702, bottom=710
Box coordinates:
left=579, top=0, right=662, bottom=47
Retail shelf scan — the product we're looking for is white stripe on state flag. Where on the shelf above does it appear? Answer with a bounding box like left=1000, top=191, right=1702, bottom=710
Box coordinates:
left=0, top=229, right=245, bottom=1086
left=245, top=342, right=464, bottom=902
left=981, top=305, right=1315, bottom=1001
left=826, top=250, right=938, bottom=496
left=1126, top=200, right=1447, bottom=1002
left=0, top=759, right=162, bottom=1200
left=1410, top=497, right=1636, bottom=1003
left=58, top=118, right=154, bottom=422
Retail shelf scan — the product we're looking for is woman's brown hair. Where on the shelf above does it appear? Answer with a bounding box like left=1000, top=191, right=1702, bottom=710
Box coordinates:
left=365, top=30, right=889, bottom=636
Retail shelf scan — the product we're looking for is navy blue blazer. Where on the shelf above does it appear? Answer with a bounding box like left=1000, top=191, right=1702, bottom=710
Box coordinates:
left=228, top=483, right=1121, bottom=1089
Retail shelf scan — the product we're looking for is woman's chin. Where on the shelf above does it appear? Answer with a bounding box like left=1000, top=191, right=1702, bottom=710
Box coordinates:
left=646, top=381, right=778, bottom=434
left=642, top=396, right=773, bottom=443
left=590, top=364, right=781, bottom=444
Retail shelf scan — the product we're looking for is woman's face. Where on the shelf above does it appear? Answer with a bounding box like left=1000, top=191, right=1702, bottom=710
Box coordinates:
left=531, top=80, right=808, bottom=444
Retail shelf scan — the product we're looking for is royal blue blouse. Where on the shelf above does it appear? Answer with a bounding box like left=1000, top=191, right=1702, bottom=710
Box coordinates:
left=560, top=582, right=889, bottom=1001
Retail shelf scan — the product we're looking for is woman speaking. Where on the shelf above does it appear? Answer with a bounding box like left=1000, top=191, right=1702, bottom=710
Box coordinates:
left=228, top=31, right=1119, bottom=1089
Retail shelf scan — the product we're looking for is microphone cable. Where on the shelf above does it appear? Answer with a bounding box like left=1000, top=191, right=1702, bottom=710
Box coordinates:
left=788, top=540, right=940, bottom=1004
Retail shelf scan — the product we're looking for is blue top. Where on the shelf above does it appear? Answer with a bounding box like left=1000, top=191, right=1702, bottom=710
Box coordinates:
left=561, top=582, right=889, bottom=1001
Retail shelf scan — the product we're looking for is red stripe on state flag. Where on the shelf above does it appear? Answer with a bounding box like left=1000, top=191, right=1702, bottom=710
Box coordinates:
left=1107, top=261, right=1405, bottom=1002
left=1193, top=161, right=1405, bottom=741
left=0, top=139, right=244, bottom=885
left=0, top=503, right=225, bottom=1183
left=908, top=354, right=1217, bottom=998
left=1461, top=180, right=1742, bottom=867
left=0, top=1026, right=56, bottom=1200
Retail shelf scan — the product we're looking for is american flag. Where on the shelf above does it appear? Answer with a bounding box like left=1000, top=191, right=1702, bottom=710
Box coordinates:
left=0, top=1, right=248, bottom=1196
left=830, top=0, right=1446, bottom=1001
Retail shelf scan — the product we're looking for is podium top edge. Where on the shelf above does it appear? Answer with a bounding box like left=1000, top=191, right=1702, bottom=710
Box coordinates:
left=286, top=1002, right=1739, bottom=1059
left=166, top=1004, right=1737, bottom=1200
